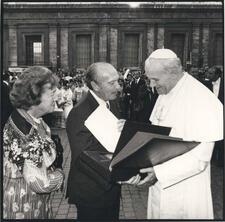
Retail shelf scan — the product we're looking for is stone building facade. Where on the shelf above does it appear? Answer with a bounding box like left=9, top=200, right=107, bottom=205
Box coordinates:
left=3, top=2, right=223, bottom=74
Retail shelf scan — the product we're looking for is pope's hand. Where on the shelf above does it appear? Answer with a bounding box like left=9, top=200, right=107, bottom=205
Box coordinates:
left=117, top=174, right=141, bottom=185
left=117, top=119, right=126, bottom=132
left=137, top=167, right=157, bottom=186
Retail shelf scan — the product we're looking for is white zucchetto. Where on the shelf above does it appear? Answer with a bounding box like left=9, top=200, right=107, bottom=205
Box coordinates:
left=149, top=49, right=178, bottom=59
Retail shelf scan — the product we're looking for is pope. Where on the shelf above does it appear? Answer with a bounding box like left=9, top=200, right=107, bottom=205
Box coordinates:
left=118, top=48, right=223, bottom=219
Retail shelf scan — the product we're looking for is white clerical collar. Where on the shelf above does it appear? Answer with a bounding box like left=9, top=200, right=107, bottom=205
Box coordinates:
left=212, top=77, right=220, bottom=86
left=90, top=90, right=108, bottom=107
left=3, top=80, right=9, bottom=86
left=136, top=77, right=140, bottom=83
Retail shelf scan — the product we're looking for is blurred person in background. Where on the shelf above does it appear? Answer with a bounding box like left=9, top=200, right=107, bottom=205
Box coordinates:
left=60, top=79, right=73, bottom=119
left=2, top=72, right=14, bottom=128
left=204, top=66, right=224, bottom=167
left=130, top=70, right=151, bottom=122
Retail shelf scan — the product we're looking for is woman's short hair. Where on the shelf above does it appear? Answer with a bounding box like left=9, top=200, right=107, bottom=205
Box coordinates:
left=10, top=66, right=59, bottom=110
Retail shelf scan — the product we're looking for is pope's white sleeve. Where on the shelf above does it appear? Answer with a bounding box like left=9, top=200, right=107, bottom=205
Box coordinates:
left=153, top=142, right=214, bottom=189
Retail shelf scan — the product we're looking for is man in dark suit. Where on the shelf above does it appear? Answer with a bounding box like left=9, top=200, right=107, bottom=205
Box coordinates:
left=66, top=62, right=122, bottom=220
left=203, top=66, right=224, bottom=167
left=205, top=66, right=224, bottom=103
left=137, top=79, right=158, bottom=123
left=130, top=71, right=153, bottom=122
left=2, top=72, right=13, bottom=129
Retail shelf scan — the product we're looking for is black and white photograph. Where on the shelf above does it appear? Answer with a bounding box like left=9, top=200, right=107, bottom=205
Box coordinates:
left=1, top=1, right=224, bottom=221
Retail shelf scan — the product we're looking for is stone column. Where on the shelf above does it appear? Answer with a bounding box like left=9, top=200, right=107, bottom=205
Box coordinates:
left=8, top=25, right=17, bottom=67
left=202, top=23, right=210, bottom=67
left=109, top=26, right=118, bottom=68
left=60, top=24, right=69, bottom=69
left=3, top=24, right=9, bottom=71
left=49, top=24, right=57, bottom=69
left=157, top=24, right=164, bottom=49
left=99, top=24, right=107, bottom=62
left=147, top=23, right=155, bottom=57
left=191, top=23, right=201, bottom=68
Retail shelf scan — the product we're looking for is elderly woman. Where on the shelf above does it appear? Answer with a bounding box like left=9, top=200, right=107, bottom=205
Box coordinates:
left=3, top=66, right=64, bottom=219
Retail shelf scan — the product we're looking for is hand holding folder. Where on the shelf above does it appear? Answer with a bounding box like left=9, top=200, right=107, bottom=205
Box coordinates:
left=110, top=127, right=200, bottom=182
left=81, top=117, right=200, bottom=182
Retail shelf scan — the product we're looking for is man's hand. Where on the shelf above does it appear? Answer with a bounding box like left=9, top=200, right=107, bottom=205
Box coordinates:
left=137, top=167, right=157, bottom=186
left=117, top=174, right=141, bottom=185
left=117, top=119, right=126, bottom=132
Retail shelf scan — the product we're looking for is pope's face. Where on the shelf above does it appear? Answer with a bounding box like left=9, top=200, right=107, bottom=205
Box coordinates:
left=94, top=66, right=121, bottom=101
left=145, top=59, right=176, bottom=95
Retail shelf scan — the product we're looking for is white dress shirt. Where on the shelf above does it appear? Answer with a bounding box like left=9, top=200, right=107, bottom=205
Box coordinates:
left=90, top=90, right=109, bottom=109
left=212, top=77, right=221, bottom=98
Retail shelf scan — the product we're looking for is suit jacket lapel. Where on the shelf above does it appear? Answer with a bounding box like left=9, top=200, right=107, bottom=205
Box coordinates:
left=85, top=91, right=99, bottom=114
left=218, top=79, right=224, bottom=104
left=86, top=90, right=121, bottom=118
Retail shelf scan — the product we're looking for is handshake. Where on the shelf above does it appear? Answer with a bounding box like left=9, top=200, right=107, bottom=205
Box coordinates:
left=117, top=167, right=157, bottom=187
left=82, top=118, right=199, bottom=189
left=117, top=119, right=157, bottom=186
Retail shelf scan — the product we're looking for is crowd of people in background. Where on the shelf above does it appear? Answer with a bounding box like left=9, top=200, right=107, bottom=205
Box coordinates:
left=4, top=67, right=158, bottom=123
left=3, top=65, right=223, bottom=126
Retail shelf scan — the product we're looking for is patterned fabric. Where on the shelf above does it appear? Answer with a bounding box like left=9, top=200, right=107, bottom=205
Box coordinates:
left=3, top=109, right=62, bottom=219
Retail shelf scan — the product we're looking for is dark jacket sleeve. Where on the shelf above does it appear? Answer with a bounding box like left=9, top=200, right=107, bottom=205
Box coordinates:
left=66, top=107, right=107, bottom=162
left=66, top=105, right=120, bottom=206
left=2, top=84, right=14, bottom=128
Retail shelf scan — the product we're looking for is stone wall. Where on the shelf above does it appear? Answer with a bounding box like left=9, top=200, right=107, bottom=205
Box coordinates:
left=8, top=25, right=17, bottom=67
left=49, top=24, right=57, bottom=68
left=60, top=25, right=69, bottom=69
left=110, top=27, right=118, bottom=68
left=3, top=3, right=223, bottom=71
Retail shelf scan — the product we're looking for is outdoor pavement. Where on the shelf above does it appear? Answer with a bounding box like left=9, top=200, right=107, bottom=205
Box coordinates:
left=51, top=129, right=223, bottom=220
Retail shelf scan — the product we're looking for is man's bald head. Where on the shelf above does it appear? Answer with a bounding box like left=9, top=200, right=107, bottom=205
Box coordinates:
left=85, top=62, right=117, bottom=89
left=85, top=62, right=121, bottom=101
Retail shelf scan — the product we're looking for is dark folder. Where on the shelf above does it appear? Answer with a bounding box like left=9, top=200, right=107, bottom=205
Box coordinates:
left=110, top=131, right=199, bottom=181
left=78, top=121, right=199, bottom=183
left=78, top=122, right=171, bottom=184
left=114, top=121, right=171, bottom=157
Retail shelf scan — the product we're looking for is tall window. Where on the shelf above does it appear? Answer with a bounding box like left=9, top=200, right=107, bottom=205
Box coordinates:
left=76, top=34, right=92, bottom=68
left=25, top=35, right=43, bottom=65
left=214, top=33, right=223, bottom=65
left=33, top=42, right=42, bottom=64
left=171, top=33, right=185, bottom=65
left=124, top=34, right=139, bottom=67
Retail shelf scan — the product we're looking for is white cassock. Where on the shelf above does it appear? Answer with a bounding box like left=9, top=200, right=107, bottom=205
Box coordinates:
left=148, top=72, right=223, bottom=219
